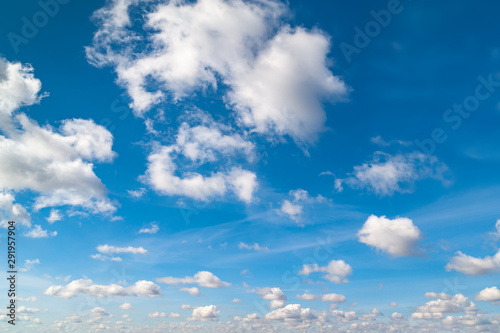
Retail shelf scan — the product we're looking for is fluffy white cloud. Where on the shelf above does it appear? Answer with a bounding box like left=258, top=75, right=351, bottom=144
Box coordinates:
left=336, top=152, right=449, bottom=196
left=475, top=286, right=500, bottom=303
left=231, top=298, right=241, bottom=304
left=0, top=59, right=117, bottom=216
left=187, top=305, right=219, bottom=322
left=253, top=287, right=287, bottom=309
left=357, top=215, right=423, bottom=257
left=46, top=209, right=62, bottom=223
left=86, top=0, right=347, bottom=143
left=321, top=293, right=346, bottom=303
left=156, top=271, right=230, bottom=288
left=138, top=223, right=159, bottom=234
left=238, top=242, right=268, bottom=251
left=0, top=58, right=43, bottom=119
left=96, top=244, right=148, bottom=255
left=180, top=287, right=201, bottom=296
left=119, top=302, right=133, bottom=310
left=24, top=225, right=57, bottom=238
left=229, top=27, right=347, bottom=143
left=142, top=116, right=258, bottom=203
left=299, top=259, right=352, bottom=284
left=44, top=279, right=161, bottom=298
left=445, top=250, right=500, bottom=275
left=264, top=304, right=316, bottom=322
left=0, top=191, right=30, bottom=227
left=412, top=294, right=476, bottom=320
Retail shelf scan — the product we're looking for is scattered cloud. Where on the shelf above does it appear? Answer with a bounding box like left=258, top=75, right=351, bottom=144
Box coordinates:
left=336, top=152, right=449, bottom=196
left=44, top=279, right=161, bottom=298
left=238, top=242, right=268, bottom=251
left=299, top=259, right=352, bottom=284
left=138, top=223, right=159, bottom=234
left=253, top=287, right=287, bottom=308
left=96, top=244, right=148, bottom=255
left=156, top=271, right=230, bottom=288
left=19, top=259, right=40, bottom=272
left=90, top=254, right=122, bottom=262
left=24, top=225, right=57, bottom=238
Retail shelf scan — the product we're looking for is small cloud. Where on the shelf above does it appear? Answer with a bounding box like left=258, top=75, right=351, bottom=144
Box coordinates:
left=138, top=223, right=159, bottom=234
left=128, top=188, right=146, bottom=198
left=46, top=209, right=62, bottom=223
left=238, top=242, right=268, bottom=251
left=119, top=302, right=133, bottom=310
left=19, top=259, right=40, bottom=272
left=90, top=254, right=122, bottom=262
left=24, top=225, right=57, bottom=238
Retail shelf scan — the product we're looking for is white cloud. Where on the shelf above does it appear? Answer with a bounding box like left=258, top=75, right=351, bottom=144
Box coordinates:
left=336, top=152, right=449, bottom=196
left=238, top=242, right=268, bottom=251
left=138, top=223, right=159, bottom=234
left=148, top=311, right=180, bottom=318
left=264, top=304, right=316, bottom=322
left=231, top=298, right=242, bottom=304
left=119, top=302, right=133, bottom=310
left=91, top=307, right=109, bottom=317
left=296, top=293, right=317, bottom=301
left=276, top=189, right=327, bottom=224
left=180, top=287, right=201, bottom=296
left=96, top=244, right=148, bottom=255
left=127, top=188, right=146, bottom=198
left=475, top=286, right=500, bottom=303
left=86, top=0, right=347, bottom=143
left=299, top=259, right=352, bottom=284
left=142, top=116, right=258, bottom=203
left=187, top=305, right=219, bottom=322
left=24, top=225, right=57, bottom=238
left=0, top=59, right=117, bottom=216
left=0, top=191, right=31, bottom=227
left=156, top=271, right=230, bottom=288
left=425, top=292, right=452, bottom=300
left=331, top=310, right=358, bottom=322
left=321, top=293, right=346, bottom=303
left=90, top=254, right=122, bottom=262
left=228, top=27, right=347, bottom=143
left=44, top=279, right=161, bottom=298
left=278, top=200, right=303, bottom=221
left=234, top=313, right=260, bottom=323
left=46, top=209, right=62, bottom=223
left=253, top=287, right=287, bottom=308
left=0, top=58, right=43, bottom=120
left=445, top=250, right=500, bottom=275
left=412, top=293, right=475, bottom=320
left=19, top=259, right=40, bottom=272
left=357, top=215, right=423, bottom=257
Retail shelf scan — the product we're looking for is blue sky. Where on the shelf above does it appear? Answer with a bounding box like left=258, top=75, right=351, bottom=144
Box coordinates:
left=1, top=0, right=500, bottom=331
